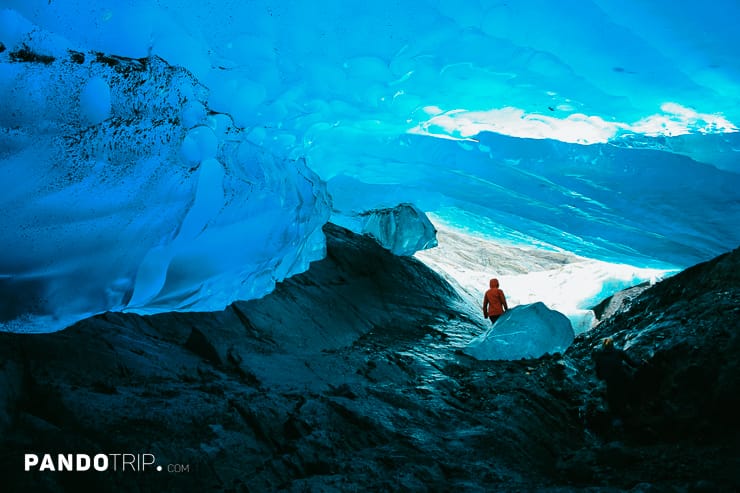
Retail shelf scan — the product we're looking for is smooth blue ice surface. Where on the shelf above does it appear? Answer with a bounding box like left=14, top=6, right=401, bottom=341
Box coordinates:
left=465, top=302, right=575, bottom=361
left=2, top=1, right=740, bottom=332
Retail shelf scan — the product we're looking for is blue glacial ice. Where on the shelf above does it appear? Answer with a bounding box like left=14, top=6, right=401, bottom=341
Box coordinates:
left=465, top=302, right=575, bottom=361
left=332, top=203, right=438, bottom=256
left=2, top=1, right=740, bottom=332
left=0, top=36, right=329, bottom=332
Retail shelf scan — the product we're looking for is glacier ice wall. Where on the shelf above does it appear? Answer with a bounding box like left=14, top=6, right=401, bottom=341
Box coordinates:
left=2, top=1, right=740, bottom=331
left=0, top=25, right=329, bottom=332
left=318, top=129, right=740, bottom=267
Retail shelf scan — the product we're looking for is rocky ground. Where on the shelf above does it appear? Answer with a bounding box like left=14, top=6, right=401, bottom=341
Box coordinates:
left=1, top=224, right=738, bottom=492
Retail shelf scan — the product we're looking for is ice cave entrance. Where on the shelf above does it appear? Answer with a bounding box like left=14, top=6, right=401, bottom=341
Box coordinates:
left=414, top=218, right=670, bottom=361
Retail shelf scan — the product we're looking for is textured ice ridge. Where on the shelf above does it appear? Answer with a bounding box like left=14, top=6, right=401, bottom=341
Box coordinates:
left=0, top=48, right=329, bottom=333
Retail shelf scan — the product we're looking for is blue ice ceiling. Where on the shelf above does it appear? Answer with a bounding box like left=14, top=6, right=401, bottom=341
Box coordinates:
left=1, top=1, right=740, bottom=332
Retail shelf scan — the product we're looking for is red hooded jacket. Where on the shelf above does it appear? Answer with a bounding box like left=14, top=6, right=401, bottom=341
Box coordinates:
left=483, top=278, right=508, bottom=317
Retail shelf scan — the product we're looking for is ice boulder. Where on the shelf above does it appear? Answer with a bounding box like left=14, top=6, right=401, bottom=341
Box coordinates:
left=332, top=203, right=438, bottom=256
left=465, top=302, right=574, bottom=361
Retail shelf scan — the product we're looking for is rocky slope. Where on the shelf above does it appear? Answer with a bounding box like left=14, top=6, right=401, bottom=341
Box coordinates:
left=1, top=225, right=738, bottom=492
left=561, top=246, right=740, bottom=490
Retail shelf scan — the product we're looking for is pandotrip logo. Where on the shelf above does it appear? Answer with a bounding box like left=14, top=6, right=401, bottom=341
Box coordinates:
left=24, top=453, right=191, bottom=473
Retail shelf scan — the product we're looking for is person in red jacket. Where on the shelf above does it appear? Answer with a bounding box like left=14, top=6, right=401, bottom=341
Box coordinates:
left=483, top=278, right=508, bottom=325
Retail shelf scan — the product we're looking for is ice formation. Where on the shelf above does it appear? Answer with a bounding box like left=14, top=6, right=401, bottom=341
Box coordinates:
left=2, top=1, right=740, bottom=332
left=465, top=302, right=575, bottom=361
left=0, top=35, right=329, bottom=332
left=332, top=203, right=437, bottom=256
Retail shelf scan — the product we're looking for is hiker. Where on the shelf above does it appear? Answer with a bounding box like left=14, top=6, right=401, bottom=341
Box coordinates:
left=482, top=278, right=508, bottom=325
left=592, top=338, right=639, bottom=417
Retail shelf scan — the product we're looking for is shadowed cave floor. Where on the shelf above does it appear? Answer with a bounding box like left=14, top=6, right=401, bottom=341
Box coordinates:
left=1, top=224, right=738, bottom=492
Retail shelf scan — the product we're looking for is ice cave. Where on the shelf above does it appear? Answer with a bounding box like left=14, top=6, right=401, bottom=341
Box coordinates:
left=2, top=1, right=740, bottom=491
left=3, top=0, right=739, bottom=337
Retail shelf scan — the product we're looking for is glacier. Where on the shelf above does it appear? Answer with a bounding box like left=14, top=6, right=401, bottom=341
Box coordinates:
left=2, top=1, right=740, bottom=333
left=0, top=30, right=330, bottom=332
